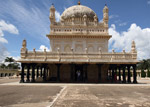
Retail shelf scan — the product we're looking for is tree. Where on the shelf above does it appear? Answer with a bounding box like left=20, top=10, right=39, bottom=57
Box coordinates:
left=12, top=63, right=20, bottom=69
left=141, top=69, right=146, bottom=78
left=147, top=69, right=150, bottom=77
left=5, top=57, right=15, bottom=64
left=0, top=57, right=20, bottom=70
left=137, top=59, right=150, bottom=70
left=0, top=63, right=6, bottom=69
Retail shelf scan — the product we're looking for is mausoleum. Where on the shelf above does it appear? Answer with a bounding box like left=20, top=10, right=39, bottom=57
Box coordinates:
left=18, top=2, right=138, bottom=83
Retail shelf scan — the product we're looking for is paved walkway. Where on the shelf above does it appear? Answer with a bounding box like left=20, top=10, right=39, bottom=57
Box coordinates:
left=1, top=78, right=150, bottom=107
left=0, top=77, right=19, bottom=84
left=52, top=86, right=150, bottom=107
left=0, top=85, right=63, bottom=107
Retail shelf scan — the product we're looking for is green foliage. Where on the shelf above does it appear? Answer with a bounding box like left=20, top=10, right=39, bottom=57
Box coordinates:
left=141, top=69, right=146, bottom=78
left=137, top=59, right=150, bottom=70
left=0, top=63, right=6, bottom=69
left=147, top=69, right=150, bottom=77
left=4, top=57, right=15, bottom=63
left=0, top=57, right=20, bottom=69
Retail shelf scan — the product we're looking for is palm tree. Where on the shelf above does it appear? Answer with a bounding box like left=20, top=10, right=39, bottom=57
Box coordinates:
left=5, top=57, right=15, bottom=64
left=4, top=57, right=15, bottom=69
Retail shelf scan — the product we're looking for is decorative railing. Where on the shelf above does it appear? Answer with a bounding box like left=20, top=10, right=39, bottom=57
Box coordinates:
left=21, top=51, right=137, bottom=62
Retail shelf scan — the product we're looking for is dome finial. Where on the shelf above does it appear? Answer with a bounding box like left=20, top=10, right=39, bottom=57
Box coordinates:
left=78, top=0, right=81, bottom=5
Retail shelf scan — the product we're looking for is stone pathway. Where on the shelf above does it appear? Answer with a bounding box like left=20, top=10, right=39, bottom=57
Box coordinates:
left=1, top=78, right=150, bottom=107
left=52, top=86, right=150, bottom=107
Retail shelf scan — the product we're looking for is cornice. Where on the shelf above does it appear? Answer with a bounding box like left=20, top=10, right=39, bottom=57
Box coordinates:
left=46, top=34, right=112, bottom=39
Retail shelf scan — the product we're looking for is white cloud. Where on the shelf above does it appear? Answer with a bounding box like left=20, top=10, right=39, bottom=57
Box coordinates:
left=0, top=20, right=19, bottom=62
left=119, top=22, right=127, bottom=26
left=0, top=43, right=10, bottom=62
left=0, top=37, right=8, bottom=44
left=109, top=15, right=119, bottom=19
left=148, top=1, right=150, bottom=4
left=55, top=11, right=61, bottom=22
left=39, top=45, right=50, bottom=51
left=0, top=20, right=19, bottom=34
left=12, top=56, right=20, bottom=61
left=0, top=1, right=50, bottom=44
left=109, top=23, right=150, bottom=60
left=0, top=20, right=19, bottom=44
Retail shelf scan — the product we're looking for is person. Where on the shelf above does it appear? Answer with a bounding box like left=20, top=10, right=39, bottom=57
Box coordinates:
left=77, top=71, right=81, bottom=82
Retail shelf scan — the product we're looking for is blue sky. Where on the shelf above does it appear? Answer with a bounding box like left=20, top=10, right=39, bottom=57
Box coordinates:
left=0, top=0, right=150, bottom=62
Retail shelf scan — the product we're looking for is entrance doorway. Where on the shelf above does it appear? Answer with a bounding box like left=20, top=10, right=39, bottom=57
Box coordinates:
left=75, top=65, right=84, bottom=82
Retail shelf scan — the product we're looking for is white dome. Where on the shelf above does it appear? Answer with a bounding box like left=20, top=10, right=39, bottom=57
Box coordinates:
left=60, top=5, right=97, bottom=21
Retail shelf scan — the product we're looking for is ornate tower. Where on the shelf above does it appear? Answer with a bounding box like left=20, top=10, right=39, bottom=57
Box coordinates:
left=131, top=41, right=137, bottom=53
left=49, top=4, right=56, bottom=24
left=21, top=39, right=27, bottom=52
left=103, top=4, right=109, bottom=27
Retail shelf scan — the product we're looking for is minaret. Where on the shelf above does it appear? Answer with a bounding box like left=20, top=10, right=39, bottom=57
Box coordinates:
left=21, top=39, right=27, bottom=53
left=78, top=0, right=81, bottom=5
left=103, top=4, right=109, bottom=27
left=131, top=41, right=137, bottom=53
left=49, top=3, right=56, bottom=24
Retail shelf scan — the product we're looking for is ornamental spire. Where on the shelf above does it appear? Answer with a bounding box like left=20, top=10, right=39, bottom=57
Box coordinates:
left=131, top=40, right=137, bottom=53
left=78, top=0, right=81, bottom=5
left=22, top=39, right=26, bottom=48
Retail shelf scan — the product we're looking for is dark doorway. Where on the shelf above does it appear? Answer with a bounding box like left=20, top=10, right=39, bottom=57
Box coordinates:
left=75, top=64, right=84, bottom=82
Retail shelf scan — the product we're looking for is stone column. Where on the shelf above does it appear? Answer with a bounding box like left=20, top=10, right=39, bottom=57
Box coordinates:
left=40, top=66, right=43, bottom=77
left=85, top=64, right=88, bottom=82
left=36, top=66, right=39, bottom=78
left=122, top=65, right=126, bottom=83
left=133, top=64, right=137, bottom=83
left=127, top=65, right=131, bottom=83
left=114, top=67, right=117, bottom=82
left=31, top=64, right=35, bottom=82
left=47, top=68, right=49, bottom=77
left=26, top=64, right=30, bottom=82
left=43, top=65, right=47, bottom=82
left=45, top=68, right=47, bottom=77
left=97, top=64, right=102, bottom=83
left=119, top=66, right=121, bottom=82
left=57, top=64, right=61, bottom=82
left=75, top=64, right=77, bottom=81
left=112, top=67, right=114, bottom=83
left=70, top=64, right=74, bottom=82
left=81, top=65, right=83, bottom=82
left=20, top=63, right=25, bottom=83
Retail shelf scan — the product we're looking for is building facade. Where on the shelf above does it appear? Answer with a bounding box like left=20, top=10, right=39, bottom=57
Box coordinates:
left=18, top=2, right=138, bottom=83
